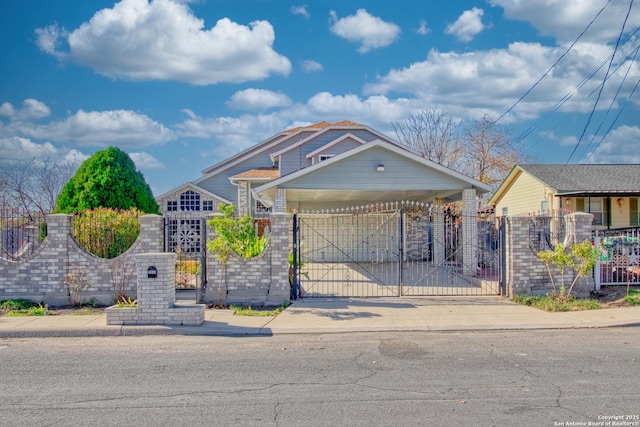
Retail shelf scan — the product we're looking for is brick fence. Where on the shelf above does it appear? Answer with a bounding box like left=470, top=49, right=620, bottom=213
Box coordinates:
left=201, top=212, right=290, bottom=307
left=504, top=212, right=594, bottom=297
left=0, top=214, right=163, bottom=306
left=1, top=211, right=598, bottom=307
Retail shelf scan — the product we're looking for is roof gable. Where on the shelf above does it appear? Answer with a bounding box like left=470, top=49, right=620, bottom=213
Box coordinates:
left=490, top=164, right=640, bottom=205
left=305, top=133, right=367, bottom=159
left=155, top=182, right=231, bottom=204
left=269, top=122, right=398, bottom=163
left=254, top=139, right=490, bottom=203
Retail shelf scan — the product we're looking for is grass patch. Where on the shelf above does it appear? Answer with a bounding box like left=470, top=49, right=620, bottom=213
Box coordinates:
left=513, top=294, right=601, bottom=312
left=1, top=299, right=49, bottom=317
left=230, top=303, right=288, bottom=317
left=624, top=289, right=640, bottom=305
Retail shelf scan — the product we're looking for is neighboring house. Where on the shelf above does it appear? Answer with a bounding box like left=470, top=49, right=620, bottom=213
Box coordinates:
left=490, top=164, right=640, bottom=230
left=157, top=120, right=490, bottom=220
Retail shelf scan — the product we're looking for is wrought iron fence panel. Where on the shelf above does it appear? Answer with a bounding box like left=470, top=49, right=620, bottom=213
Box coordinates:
left=0, top=206, right=46, bottom=261
left=595, top=228, right=640, bottom=286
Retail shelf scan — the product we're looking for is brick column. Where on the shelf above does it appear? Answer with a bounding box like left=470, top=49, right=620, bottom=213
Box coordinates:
left=274, top=188, right=287, bottom=213
left=432, top=204, right=445, bottom=266
left=237, top=182, right=249, bottom=215
left=42, top=214, right=72, bottom=305
left=266, top=212, right=291, bottom=305
left=462, top=189, right=477, bottom=276
left=135, top=253, right=176, bottom=319
left=139, top=214, right=164, bottom=253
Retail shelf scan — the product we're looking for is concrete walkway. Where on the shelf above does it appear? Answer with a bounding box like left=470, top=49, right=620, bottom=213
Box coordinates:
left=1, top=296, right=639, bottom=338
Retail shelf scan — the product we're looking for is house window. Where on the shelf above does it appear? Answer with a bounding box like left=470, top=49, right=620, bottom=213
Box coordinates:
left=255, top=200, right=272, bottom=213
left=502, top=207, right=508, bottom=216
left=576, top=197, right=604, bottom=225
left=203, top=200, right=214, bottom=211
left=180, top=190, right=200, bottom=211
left=589, top=199, right=603, bottom=225
left=167, top=201, right=177, bottom=212
left=630, top=198, right=639, bottom=226
left=319, top=154, right=334, bottom=162
left=540, top=201, right=549, bottom=213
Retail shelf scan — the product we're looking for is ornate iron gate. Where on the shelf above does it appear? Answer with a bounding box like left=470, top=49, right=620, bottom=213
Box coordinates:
left=292, top=202, right=503, bottom=298
left=163, top=215, right=207, bottom=298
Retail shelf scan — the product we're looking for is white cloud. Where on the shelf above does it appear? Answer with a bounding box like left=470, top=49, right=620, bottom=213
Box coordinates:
left=63, top=149, right=89, bottom=165
left=304, top=92, right=412, bottom=131
left=0, top=137, right=58, bottom=162
left=0, top=99, right=51, bottom=121
left=226, top=89, right=292, bottom=111
left=129, top=151, right=166, bottom=169
left=176, top=112, right=292, bottom=158
left=445, top=7, right=486, bottom=42
left=290, top=5, right=310, bottom=18
left=329, top=9, right=401, bottom=53
left=301, top=59, right=323, bottom=73
left=34, top=24, right=67, bottom=60
left=583, top=125, right=640, bottom=163
left=20, top=109, right=174, bottom=147
left=490, top=0, right=640, bottom=44
left=0, top=102, right=16, bottom=117
left=417, top=20, right=431, bottom=36
left=363, top=41, right=639, bottom=122
left=35, top=0, right=291, bottom=85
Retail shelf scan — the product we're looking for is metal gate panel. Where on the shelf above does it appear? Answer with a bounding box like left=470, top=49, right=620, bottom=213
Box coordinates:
left=163, top=214, right=207, bottom=298
left=297, top=206, right=401, bottom=297
left=293, top=203, right=504, bottom=298
left=400, top=212, right=503, bottom=296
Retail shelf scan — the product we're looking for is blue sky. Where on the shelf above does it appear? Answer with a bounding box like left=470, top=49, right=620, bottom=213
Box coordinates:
left=0, top=0, right=638, bottom=196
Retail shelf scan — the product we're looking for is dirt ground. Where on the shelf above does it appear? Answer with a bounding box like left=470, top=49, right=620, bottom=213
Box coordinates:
left=591, top=285, right=639, bottom=308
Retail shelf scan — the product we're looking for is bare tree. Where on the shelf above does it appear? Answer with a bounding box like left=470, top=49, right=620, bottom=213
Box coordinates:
left=392, top=107, right=464, bottom=170
left=461, top=114, right=528, bottom=188
left=0, top=158, right=79, bottom=214
left=393, top=110, right=530, bottom=193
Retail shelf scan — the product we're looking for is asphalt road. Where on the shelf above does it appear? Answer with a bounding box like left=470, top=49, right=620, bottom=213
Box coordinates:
left=1, top=329, right=639, bottom=427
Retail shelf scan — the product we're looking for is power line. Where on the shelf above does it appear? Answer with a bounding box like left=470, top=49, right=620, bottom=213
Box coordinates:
left=581, top=41, right=640, bottom=161
left=565, top=0, right=635, bottom=164
left=494, top=0, right=612, bottom=125
left=513, top=33, right=639, bottom=148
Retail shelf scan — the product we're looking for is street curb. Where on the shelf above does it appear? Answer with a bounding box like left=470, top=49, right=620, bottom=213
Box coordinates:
left=2, top=321, right=640, bottom=338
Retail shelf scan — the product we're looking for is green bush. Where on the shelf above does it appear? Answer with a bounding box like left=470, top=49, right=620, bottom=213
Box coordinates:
left=73, top=207, right=141, bottom=259
left=54, top=146, right=159, bottom=214
left=207, top=204, right=267, bottom=262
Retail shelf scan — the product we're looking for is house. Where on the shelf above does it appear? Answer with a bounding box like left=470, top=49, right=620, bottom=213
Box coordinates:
left=157, top=120, right=491, bottom=220
left=157, top=121, right=498, bottom=298
left=490, top=164, right=640, bottom=229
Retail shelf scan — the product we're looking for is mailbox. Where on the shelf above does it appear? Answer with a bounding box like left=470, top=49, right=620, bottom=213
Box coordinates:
left=147, top=266, right=158, bottom=279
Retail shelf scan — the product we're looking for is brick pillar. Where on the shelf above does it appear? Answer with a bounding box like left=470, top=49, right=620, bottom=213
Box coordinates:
left=43, top=214, right=73, bottom=305
left=433, top=204, right=445, bottom=265
left=267, top=212, right=291, bottom=305
left=203, top=213, right=225, bottom=305
left=237, top=182, right=249, bottom=215
left=462, top=189, right=477, bottom=276
left=139, top=214, right=164, bottom=253
left=274, top=188, right=287, bottom=213
left=135, top=253, right=176, bottom=320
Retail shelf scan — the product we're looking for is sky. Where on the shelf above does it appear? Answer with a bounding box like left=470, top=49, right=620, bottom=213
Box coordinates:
left=0, top=0, right=639, bottom=196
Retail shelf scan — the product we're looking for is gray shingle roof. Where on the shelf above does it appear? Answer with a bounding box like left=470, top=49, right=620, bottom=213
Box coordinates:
left=519, top=164, right=640, bottom=194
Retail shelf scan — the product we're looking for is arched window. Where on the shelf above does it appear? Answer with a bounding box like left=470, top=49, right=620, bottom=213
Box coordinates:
left=180, top=190, right=200, bottom=211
